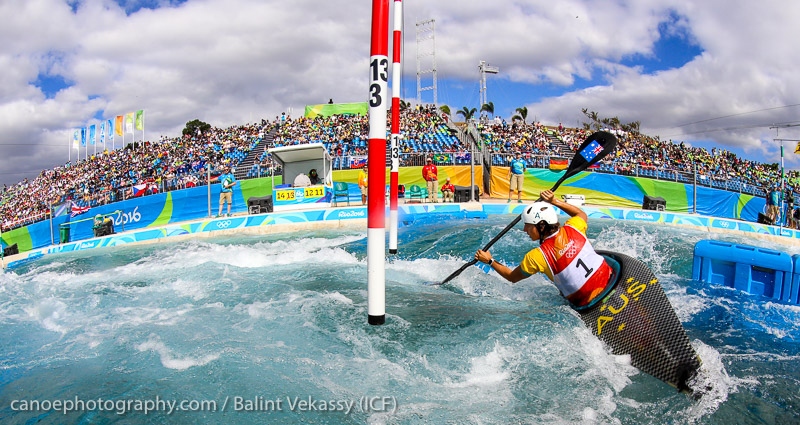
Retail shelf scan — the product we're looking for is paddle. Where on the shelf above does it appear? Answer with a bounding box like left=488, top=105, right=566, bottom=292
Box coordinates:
left=435, top=131, right=618, bottom=286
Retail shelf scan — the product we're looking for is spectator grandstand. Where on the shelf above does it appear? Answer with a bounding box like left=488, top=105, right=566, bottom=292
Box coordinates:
left=2, top=104, right=798, bottom=232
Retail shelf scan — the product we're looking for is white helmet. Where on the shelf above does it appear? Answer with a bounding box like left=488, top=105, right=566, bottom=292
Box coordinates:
left=522, top=202, right=559, bottom=225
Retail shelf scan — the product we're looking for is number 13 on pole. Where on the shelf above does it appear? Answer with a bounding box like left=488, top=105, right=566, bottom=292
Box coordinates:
left=367, top=0, right=389, bottom=326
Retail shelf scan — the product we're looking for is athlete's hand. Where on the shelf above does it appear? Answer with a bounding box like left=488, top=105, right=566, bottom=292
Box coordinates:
left=540, top=190, right=555, bottom=203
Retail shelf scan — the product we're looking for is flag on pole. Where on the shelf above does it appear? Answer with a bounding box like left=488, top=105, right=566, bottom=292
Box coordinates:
left=107, top=118, right=114, bottom=143
left=70, top=202, right=91, bottom=217
left=99, top=122, right=105, bottom=146
left=350, top=157, right=367, bottom=169
left=132, top=183, right=148, bottom=197
left=135, top=110, right=144, bottom=131
left=72, top=130, right=80, bottom=149
left=115, top=116, right=124, bottom=136
left=80, top=128, right=87, bottom=146
left=53, top=202, right=70, bottom=218
left=795, top=142, right=800, bottom=154
left=125, top=113, right=134, bottom=134
left=549, top=157, right=568, bottom=171
left=89, top=124, right=96, bottom=145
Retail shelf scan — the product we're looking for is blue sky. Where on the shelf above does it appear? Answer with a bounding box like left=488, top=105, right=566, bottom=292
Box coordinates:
left=2, top=0, right=800, bottom=187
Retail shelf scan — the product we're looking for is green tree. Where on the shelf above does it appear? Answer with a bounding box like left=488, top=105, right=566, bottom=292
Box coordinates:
left=480, top=101, right=495, bottom=118
left=439, top=105, right=451, bottom=117
left=183, top=119, right=211, bottom=137
left=513, top=106, right=528, bottom=123
left=400, top=99, right=411, bottom=111
left=580, top=109, right=639, bottom=134
left=457, top=106, right=477, bottom=121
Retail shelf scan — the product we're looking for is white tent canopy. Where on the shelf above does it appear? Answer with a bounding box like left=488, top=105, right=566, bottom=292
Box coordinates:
left=268, top=143, right=332, bottom=187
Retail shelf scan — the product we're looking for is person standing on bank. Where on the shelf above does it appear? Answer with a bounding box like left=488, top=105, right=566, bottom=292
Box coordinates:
left=422, top=157, right=438, bottom=203
left=475, top=189, right=615, bottom=309
left=784, top=189, right=794, bottom=228
left=357, top=164, right=368, bottom=206
left=211, top=165, right=237, bottom=217
left=508, top=152, right=526, bottom=203
left=766, top=185, right=781, bottom=224
left=441, top=177, right=455, bottom=203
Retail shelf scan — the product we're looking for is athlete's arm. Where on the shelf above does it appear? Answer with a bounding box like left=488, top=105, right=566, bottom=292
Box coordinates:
left=475, top=249, right=527, bottom=283
left=541, top=189, right=587, bottom=222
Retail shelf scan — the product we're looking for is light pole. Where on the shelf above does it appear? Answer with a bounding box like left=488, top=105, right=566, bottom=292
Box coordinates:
left=478, top=60, right=498, bottom=113
left=772, top=137, right=800, bottom=231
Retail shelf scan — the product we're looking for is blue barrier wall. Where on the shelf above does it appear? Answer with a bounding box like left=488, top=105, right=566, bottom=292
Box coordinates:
left=692, top=240, right=796, bottom=304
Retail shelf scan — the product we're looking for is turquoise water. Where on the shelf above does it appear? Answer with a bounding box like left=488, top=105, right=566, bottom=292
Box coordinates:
left=1, top=215, right=799, bottom=424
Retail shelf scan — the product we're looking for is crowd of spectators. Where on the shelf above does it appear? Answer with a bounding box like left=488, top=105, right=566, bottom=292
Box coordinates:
left=274, top=113, right=369, bottom=156
left=480, top=119, right=799, bottom=199
left=2, top=106, right=798, bottom=232
left=272, top=104, right=469, bottom=157
left=1, top=122, right=268, bottom=231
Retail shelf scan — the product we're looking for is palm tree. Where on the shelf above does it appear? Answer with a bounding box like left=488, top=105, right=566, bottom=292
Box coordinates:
left=512, top=106, right=528, bottom=123
left=581, top=108, right=601, bottom=130
left=439, top=105, right=451, bottom=117
left=480, top=101, right=495, bottom=118
left=399, top=99, right=411, bottom=111
left=456, top=106, right=477, bottom=122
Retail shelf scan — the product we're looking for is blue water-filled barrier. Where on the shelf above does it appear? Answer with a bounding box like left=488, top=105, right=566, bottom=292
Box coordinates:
left=791, top=255, right=800, bottom=304
left=692, top=240, right=796, bottom=304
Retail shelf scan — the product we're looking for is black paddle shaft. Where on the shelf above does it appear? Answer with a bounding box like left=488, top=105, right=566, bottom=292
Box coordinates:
left=436, top=131, right=617, bottom=286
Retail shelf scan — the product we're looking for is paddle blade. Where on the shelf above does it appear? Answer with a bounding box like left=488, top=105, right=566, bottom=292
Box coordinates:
left=556, top=131, right=617, bottom=187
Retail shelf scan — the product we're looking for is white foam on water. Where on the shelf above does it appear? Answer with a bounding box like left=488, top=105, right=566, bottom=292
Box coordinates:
left=24, top=298, right=70, bottom=334
left=120, top=234, right=366, bottom=274
left=446, top=341, right=511, bottom=388
left=742, top=301, right=800, bottom=340
left=135, top=335, right=219, bottom=370
left=387, top=256, right=463, bottom=284
left=568, top=322, right=639, bottom=394
left=662, top=279, right=711, bottom=323
left=593, top=222, right=677, bottom=275
left=678, top=339, right=746, bottom=423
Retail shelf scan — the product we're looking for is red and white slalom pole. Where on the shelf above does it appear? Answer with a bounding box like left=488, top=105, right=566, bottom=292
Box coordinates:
left=388, top=0, right=402, bottom=254
left=367, top=0, right=389, bottom=325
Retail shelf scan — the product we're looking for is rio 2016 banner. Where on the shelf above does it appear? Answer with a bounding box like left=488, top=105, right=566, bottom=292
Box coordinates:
left=1, top=177, right=278, bottom=254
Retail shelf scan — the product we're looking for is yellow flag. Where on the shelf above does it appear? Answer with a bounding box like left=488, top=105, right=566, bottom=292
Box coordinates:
left=795, top=141, right=800, bottom=154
